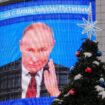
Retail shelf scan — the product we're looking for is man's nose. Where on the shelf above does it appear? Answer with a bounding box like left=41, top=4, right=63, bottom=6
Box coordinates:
left=32, top=56, right=39, bottom=62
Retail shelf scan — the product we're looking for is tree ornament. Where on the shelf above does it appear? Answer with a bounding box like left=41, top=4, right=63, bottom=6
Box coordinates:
left=84, top=52, right=92, bottom=57
left=99, top=78, right=105, bottom=87
left=77, top=3, right=102, bottom=40
left=70, top=66, right=75, bottom=74
left=74, top=74, right=82, bottom=80
left=95, top=85, right=104, bottom=92
left=76, top=51, right=81, bottom=57
left=97, top=51, right=102, bottom=56
left=64, top=89, right=76, bottom=97
left=53, top=99, right=63, bottom=105
left=93, top=40, right=98, bottom=43
left=85, top=67, right=92, bottom=73
left=98, top=91, right=105, bottom=99
left=95, top=85, right=105, bottom=99
left=68, top=89, right=76, bottom=95
left=53, top=99, right=61, bottom=102
left=93, top=61, right=100, bottom=66
left=99, top=78, right=104, bottom=82
left=102, top=64, right=105, bottom=69
left=58, top=100, right=63, bottom=105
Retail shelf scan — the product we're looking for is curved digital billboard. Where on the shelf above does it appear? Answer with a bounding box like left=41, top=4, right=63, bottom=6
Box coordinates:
left=0, top=0, right=96, bottom=103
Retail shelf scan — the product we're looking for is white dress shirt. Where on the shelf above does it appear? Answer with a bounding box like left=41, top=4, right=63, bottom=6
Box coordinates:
left=21, top=64, right=43, bottom=98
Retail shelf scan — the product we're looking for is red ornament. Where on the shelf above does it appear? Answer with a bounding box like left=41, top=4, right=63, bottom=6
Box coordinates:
left=76, top=51, right=81, bottom=57
left=85, top=67, right=92, bottom=73
left=68, top=89, right=76, bottom=95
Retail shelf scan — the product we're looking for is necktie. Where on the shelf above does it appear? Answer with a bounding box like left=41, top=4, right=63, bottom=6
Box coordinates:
left=26, top=73, right=37, bottom=98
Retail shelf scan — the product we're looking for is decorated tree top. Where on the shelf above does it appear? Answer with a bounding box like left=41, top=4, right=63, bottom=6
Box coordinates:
left=77, top=3, right=102, bottom=40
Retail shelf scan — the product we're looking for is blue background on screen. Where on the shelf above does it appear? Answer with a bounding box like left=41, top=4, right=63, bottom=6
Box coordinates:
left=0, top=0, right=96, bottom=68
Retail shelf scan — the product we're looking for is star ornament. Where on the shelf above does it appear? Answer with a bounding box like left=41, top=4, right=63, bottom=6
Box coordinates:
left=78, top=18, right=101, bottom=40
left=77, top=3, right=102, bottom=40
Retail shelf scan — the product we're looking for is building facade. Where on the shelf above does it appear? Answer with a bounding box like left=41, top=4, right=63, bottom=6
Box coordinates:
left=96, top=0, right=105, bottom=61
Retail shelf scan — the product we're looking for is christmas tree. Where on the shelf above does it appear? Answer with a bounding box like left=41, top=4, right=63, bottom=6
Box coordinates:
left=52, top=38, right=105, bottom=105
left=52, top=3, right=105, bottom=105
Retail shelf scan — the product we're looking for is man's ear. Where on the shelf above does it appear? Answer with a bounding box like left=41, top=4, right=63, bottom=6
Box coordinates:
left=19, top=40, right=22, bottom=45
left=19, top=40, right=23, bottom=52
left=50, top=39, right=55, bottom=52
left=54, top=39, right=56, bottom=45
left=52, top=39, right=56, bottom=48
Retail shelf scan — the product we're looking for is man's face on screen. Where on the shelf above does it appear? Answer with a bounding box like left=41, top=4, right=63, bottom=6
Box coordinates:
left=20, top=24, right=54, bottom=73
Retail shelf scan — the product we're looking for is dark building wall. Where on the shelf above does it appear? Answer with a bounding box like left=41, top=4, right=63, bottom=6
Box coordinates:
left=0, top=0, right=31, bottom=6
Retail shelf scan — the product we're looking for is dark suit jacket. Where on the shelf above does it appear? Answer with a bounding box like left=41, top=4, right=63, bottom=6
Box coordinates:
left=0, top=58, right=69, bottom=101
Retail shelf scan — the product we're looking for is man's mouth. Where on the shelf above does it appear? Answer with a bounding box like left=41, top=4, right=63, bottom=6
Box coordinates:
left=29, top=64, right=41, bottom=67
left=28, top=60, right=47, bottom=68
left=28, top=62, right=43, bottom=67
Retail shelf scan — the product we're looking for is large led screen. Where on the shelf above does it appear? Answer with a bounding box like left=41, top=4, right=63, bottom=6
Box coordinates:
left=0, top=0, right=96, bottom=103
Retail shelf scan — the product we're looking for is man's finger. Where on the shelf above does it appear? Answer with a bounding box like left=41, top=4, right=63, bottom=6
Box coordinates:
left=44, top=70, right=49, bottom=80
left=48, top=59, right=55, bottom=74
left=44, top=70, right=51, bottom=90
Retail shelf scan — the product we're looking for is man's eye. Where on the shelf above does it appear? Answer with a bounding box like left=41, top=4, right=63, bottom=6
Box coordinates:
left=28, top=48, right=34, bottom=52
left=39, top=48, right=47, bottom=51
